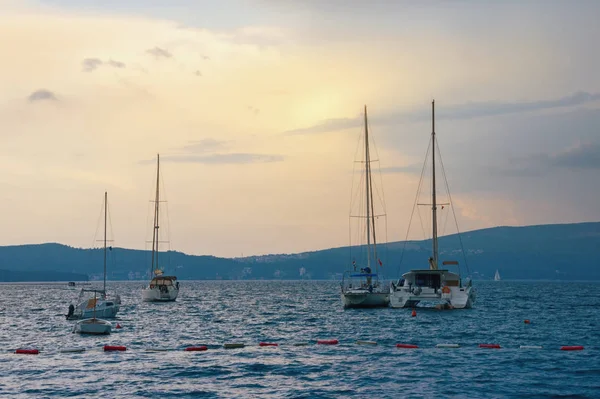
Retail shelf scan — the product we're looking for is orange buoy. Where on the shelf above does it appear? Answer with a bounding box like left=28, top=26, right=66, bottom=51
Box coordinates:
left=185, top=346, right=208, bottom=351
left=317, top=339, right=339, bottom=345
left=411, top=309, right=417, bottom=317
left=524, top=320, right=530, bottom=324
left=396, top=343, right=418, bottom=349
left=103, top=345, right=126, bottom=352
left=560, top=346, right=584, bottom=351
left=15, top=349, right=39, bottom=355
left=479, top=344, right=501, bottom=349
left=115, top=323, right=122, bottom=329
left=259, top=342, right=278, bottom=347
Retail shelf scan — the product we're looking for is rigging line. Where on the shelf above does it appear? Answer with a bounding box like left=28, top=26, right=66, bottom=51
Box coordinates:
left=159, top=168, right=173, bottom=271
left=436, top=137, right=471, bottom=276
left=396, top=138, right=431, bottom=276
left=91, top=195, right=105, bottom=248
left=349, top=127, right=364, bottom=266
left=367, top=115, right=388, bottom=215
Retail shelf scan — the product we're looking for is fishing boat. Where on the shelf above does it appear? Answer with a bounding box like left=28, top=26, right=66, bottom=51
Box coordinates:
left=494, top=270, right=501, bottom=281
left=66, top=192, right=121, bottom=320
left=389, top=101, right=475, bottom=309
left=73, top=291, right=112, bottom=335
left=142, top=154, right=180, bottom=302
left=341, top=106, right=389, bottom=308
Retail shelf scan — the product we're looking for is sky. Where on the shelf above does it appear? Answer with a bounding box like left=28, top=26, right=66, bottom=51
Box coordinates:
left=1, top=0, right=599, bottom=258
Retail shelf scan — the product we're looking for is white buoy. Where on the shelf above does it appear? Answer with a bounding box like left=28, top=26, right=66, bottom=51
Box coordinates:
left=355, top=340, right=377, bottom=346
left=436, top=343, right=460, bottom=348
left=519, top=345, right=543, bottom=349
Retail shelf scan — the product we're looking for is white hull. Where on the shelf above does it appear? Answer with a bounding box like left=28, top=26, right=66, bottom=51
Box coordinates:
left=73, top=318, right=111, bottom=335
left=341, top=290, right=389, bottom=308
left=389, top=285, right=475, bottom=309
left=142, top=286, right=179, bottom=302
left=68, top=295, right=121, bottom=320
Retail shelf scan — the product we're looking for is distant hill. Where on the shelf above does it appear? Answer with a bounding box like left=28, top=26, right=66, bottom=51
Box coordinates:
left=0, top=222, right=599, bottom=282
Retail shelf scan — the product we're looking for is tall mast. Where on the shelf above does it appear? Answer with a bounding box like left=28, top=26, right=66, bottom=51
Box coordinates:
left=431, top=100, right=439, bottom=269
left=103, top=191, right=107, bottom=293
left=151, top=154, right=160, bottom=277
left=364, top=105, right=371, bottom=268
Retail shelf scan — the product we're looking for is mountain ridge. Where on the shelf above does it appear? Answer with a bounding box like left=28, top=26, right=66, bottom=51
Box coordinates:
left=0, top=221, right=598, bottom=282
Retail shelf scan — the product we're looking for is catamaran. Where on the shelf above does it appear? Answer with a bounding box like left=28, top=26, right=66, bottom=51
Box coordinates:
left=389, top=101, right=475, bottom=309
left=66, top=192, right=121, bottom=320
left=142, top=154, right=180, bottom=302
left=341, top=106, right=389, bottom=308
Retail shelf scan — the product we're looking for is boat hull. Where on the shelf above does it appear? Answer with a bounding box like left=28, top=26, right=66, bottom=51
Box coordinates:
left=389, top=286, right=475, bottom=309
left=341, top=291, right=389, bottom=308
left=67, top=295, right=121, bottom=320
left=73, top=318, right=112, bottom=335
left=142, top=286, right=179, bottom=302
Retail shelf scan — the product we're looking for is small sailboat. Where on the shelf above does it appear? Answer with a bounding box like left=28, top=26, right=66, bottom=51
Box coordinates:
left=142, top=154, right=180, bottom=302
left=73, top=291, right=112, bottom=335
left=340, top=106, right=389, bottom=308
left=494, top=270, right=501, bottom=281
left=67, top=192, right=121, bottom=320
left=389, top=100, right=475, bottom=309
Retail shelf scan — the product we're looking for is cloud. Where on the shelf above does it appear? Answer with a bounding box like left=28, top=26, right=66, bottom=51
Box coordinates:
left=140, top=153, right=284, bottom=164
left=107, top=59, right=126, bottom=68
left=27, top=89, right=57, bottom=102
left=284, top=92, right=600, bottom=135
left=179, top=138, right=227, bottom=153
left=82, top=58, right=126, bottom=72
left=546, top=142, right=600, bottom=170
left=146, top=47, right=172, bottom=59
left=82, top=58, right=103, bottom=72
left=194, top=70, right=202, bottom=77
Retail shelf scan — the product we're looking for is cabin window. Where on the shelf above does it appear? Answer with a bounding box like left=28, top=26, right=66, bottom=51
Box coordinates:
left=415, top=273, right=441, bottom=289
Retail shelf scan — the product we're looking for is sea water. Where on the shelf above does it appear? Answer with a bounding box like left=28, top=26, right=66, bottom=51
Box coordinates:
left=0, top=280, right=598, bottom=398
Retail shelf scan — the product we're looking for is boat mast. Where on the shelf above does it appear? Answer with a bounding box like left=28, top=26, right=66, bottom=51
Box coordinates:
left=364, top=105, right=372, bottom=268
left=151, top=154, right=160, bottom=277
left=103, top=191, right=107, bottom=293
left=431, top=100, right=439, bottom=270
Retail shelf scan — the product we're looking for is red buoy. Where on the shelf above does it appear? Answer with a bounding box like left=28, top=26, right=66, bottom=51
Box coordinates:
left=524, top=320, right=531, bottom=324
left=115, top=323, right=122, bottom=329
left=185, top=346, right=208, bottom=351
left=317, top=339, right=339, bottom=345
left=103, top=345, right=126, bottom=352
left=411, top=309, right=417, bottom=317
left=396, top=343, right=418, bottom=349
left=479, top=344, right=501, bottom=349
left=259, top=342, right=278, bottom=347
left=560, top=346, right=584, bottom=351
left=15, top=349, right=39, bottom=355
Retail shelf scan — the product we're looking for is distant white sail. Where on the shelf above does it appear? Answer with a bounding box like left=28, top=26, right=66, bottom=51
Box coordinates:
left=494, top=270, right=501, bottom=281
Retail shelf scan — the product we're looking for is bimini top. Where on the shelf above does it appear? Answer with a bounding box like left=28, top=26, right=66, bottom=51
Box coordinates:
left=402, top=269, right=460, bottom=279
left=150, top=276, right=178, bottom=284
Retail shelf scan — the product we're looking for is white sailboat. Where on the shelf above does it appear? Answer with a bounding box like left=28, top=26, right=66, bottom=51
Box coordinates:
left=494, top=270, right=501, bottom=281
left=67, top=192, right=121, bottom=320
left=142, top=154, right=180, bottom=302
left=341, top=106, right=390, bottom=308
left=72, top=290, right=112, bottom=335
left=389, top=100, right=475, bottom=309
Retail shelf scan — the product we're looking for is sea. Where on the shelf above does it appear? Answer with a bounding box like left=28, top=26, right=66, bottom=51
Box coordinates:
left=0, top=280, right=598, bottom=398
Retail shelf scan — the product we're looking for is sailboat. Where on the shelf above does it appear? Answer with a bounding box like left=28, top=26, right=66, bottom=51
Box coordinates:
left=141, top=154, right=180, bottom=302
left=340, top=106, right=390, bottom=308
left=66, top=192, right=121, bottom=320
left=389, top=100, right=475, bottom=309
left=72, top=290, right=112, bottom=335
left=494, top=270, right=501, bottom=281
